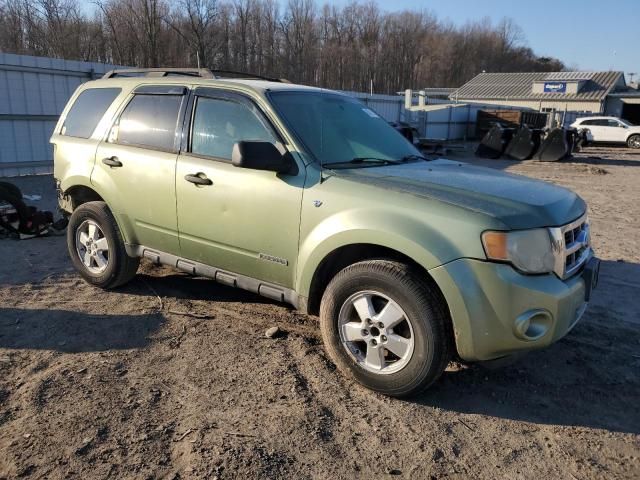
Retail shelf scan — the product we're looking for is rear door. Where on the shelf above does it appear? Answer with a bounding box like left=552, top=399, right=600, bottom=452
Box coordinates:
left=175, top=88, right=305, bottom=288
left=92, top=85, right=188, bottom=255
left=582, top=119, right=606, bottom=141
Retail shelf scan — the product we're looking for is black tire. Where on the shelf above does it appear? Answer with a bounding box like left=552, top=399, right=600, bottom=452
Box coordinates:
left=0, top=181, right=22, bottom=200
left=67, top=201, right=139, bottom=289
left=0, top=186, right=30, bottom=233
left=319, top=260, right=452, bottom=397
left=627, top=134, right=640, bottom=149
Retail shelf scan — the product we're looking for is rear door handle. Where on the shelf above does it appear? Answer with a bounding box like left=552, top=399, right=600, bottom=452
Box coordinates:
left=184, top=173, right=213, bottom=186
left=102, top=156, right=123, bottom=167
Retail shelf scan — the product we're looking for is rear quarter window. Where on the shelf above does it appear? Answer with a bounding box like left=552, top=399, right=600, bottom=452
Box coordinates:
left=109, top=94, right=183, bottom=152
left=61, top=88, right=121, bottom=138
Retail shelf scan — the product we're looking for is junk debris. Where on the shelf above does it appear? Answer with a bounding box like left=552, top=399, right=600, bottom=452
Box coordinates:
left=476, top=125, right=582, bottom=162
left=0, top=181, right=67, bottom=239
left=475, top=124, right=514, bottom=159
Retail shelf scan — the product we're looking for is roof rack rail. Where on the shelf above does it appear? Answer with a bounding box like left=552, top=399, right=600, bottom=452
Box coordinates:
left=101, top=67, right=289, bottom=83
left=102, top=68, right=215, bottom=79
left=210, top=70, right=289, bottom=83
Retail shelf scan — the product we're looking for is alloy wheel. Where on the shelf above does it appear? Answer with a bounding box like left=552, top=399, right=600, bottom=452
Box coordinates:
left=338, top=290, right=415, bottom=375
left=75, top=220, right=110, bottom=274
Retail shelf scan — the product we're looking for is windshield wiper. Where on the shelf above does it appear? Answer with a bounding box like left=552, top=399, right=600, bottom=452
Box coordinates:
left=399, top=154, right=431, bottom=162
left=324, top=157, right=399, bottom=167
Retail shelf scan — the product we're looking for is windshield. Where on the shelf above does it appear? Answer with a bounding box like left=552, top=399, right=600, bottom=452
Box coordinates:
left=619, top=118, right=635, bottom=127
left=269, top=91, right=421, bottom=166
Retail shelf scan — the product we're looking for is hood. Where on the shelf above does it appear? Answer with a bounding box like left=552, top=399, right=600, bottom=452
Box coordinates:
left=332, top=159, right=586, bottom=229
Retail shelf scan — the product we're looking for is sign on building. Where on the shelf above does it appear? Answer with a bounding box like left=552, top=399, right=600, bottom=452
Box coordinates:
left=543, top=82, right=567, bottom=93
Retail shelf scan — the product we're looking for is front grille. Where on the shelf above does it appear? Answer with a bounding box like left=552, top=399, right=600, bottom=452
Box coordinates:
left=550, top=213, right=591, bottom=279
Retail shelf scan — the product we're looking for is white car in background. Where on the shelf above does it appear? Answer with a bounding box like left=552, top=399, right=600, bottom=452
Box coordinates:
left=570, top=116, right=640, bottom=149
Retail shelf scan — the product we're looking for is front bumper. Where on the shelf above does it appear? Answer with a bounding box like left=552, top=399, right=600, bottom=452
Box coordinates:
left=429, top=257, right=599, bottom=362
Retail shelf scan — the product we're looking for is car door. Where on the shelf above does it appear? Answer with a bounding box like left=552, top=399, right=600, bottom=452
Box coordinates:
left=92, top=85, right=188, bottom=255
left=606, top=119, right=628, bottom=142
left=175, top=88, right=305, bottom=288
left=595, top=119, right=621, bottom=142
left=581, top=119, right=604, bottom=141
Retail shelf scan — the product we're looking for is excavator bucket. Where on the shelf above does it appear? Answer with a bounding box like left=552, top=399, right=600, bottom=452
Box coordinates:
left=532, top=128, right=575, bottom=162
left=504, top=126, right=542, bottom=160
left=475, top=124, right=514, bottom=159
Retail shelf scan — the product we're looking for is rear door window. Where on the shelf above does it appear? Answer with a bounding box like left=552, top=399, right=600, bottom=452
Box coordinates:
left=109, top=93, right=184, bottom=152
left=62, top=88, right=121, bottom=138
left=190, top=96, right=276, bottom=160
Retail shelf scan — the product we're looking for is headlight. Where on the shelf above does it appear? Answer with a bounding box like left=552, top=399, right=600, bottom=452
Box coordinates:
left=482, top=229, right=556, bottom=274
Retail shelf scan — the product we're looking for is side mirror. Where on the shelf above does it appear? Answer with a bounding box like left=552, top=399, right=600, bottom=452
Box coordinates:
left=231, top=141, right=295, bottom=174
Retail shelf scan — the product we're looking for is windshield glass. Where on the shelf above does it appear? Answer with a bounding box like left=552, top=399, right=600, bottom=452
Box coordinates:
left=619, top=118, right=635, bottom=127
left=269, top=91, right=421, bottom=166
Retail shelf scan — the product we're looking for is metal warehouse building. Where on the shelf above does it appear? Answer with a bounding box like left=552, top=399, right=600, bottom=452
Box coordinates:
left=450, top=71, right=640, bottom=125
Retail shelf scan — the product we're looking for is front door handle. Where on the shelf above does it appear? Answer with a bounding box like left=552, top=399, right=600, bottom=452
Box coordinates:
left=184, top=173, right=213, bottom=186
left=102, top=156, right=123, bottom=168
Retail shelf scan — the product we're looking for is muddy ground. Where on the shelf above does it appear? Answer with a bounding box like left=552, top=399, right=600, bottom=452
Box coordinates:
left=0, top=147, right=639, bottom=479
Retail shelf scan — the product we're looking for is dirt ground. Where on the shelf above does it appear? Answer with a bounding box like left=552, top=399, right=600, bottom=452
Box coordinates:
left=1, top=146, right=639, bottom=479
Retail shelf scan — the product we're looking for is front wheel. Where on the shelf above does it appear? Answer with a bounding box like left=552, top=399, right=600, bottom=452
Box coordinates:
left=67, top=201, right=139, bottom=289
left=627, top=134, right=640, bottom=149
left=319, top=260, right=452, bottom=397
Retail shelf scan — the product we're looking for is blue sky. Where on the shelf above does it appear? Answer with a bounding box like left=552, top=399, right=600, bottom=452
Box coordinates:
left=331, top=0, right=639, bottom=80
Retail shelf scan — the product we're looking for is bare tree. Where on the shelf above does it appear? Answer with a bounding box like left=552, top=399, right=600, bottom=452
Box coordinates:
left=0, top=0, right=566, bottom=91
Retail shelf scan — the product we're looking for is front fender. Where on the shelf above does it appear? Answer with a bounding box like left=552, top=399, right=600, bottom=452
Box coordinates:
left=295, top=207, right=480, bottom=297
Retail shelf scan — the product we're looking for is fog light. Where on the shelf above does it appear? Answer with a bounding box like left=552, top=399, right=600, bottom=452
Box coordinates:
left=514, top=309, right=552, bottom=341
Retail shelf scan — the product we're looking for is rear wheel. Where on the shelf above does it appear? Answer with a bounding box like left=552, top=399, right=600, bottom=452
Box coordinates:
left=627, top=134, right=640, bottom=149
left=319, top=260, right=452, bottom=397
left=67, top=201, right=139, bottom=289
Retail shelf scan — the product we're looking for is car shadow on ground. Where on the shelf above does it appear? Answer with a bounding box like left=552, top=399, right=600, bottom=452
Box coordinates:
left=0, top=307, right=164, bottom=353
left=448, top=145, right=640, bottom=170
left=123, top=270, right=281, bottom=306
left=415, top=344, right=639, bottom=435
left=566, top=155, right=640, bottom=168
left=414, top=259, right=640, bottom=435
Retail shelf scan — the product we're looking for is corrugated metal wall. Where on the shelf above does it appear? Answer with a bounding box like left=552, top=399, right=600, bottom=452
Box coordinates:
left=0, top=53, right=118, bottom=177
left=343, top=91, right=405, bottom=122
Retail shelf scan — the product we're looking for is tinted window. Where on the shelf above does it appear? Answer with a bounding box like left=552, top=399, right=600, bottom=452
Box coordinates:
left=191, top=97, right=276, bottom=160
left=111, top=94, right=183, bottom=151
left=580, top=120, right=596, bottom=126
left=62, top=88, right=121, bottom=138
left=606, top=120, right=621, bottom=127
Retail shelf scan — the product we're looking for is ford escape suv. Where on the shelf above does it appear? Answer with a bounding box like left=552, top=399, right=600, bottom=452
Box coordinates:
left=52, top=68, right=600, bottom=397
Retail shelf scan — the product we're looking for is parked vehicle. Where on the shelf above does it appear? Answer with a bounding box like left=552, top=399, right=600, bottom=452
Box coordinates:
left=52, top=68, right=600, bottom=397
left=570, top=116, right=640, bottom=148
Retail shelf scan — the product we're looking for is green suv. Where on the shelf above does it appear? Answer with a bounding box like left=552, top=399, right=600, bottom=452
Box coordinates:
left=52, top=68, right=599, bottom=397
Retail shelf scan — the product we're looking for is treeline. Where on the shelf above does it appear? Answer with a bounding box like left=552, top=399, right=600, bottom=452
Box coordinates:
left=0, top=0, right=565, bottom=92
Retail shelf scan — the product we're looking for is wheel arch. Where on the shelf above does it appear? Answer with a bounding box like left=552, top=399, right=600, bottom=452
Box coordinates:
left=627, top=132, right=640, bottom=143
left=61, top=182, right=134, bottom=244
left=303, top=242, right=449, bottom=317
left=64, top=184, right=105, bottom=210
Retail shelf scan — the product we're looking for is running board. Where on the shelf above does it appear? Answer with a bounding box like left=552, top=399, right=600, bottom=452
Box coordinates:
left=126, top=244, right=301, bottom=309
